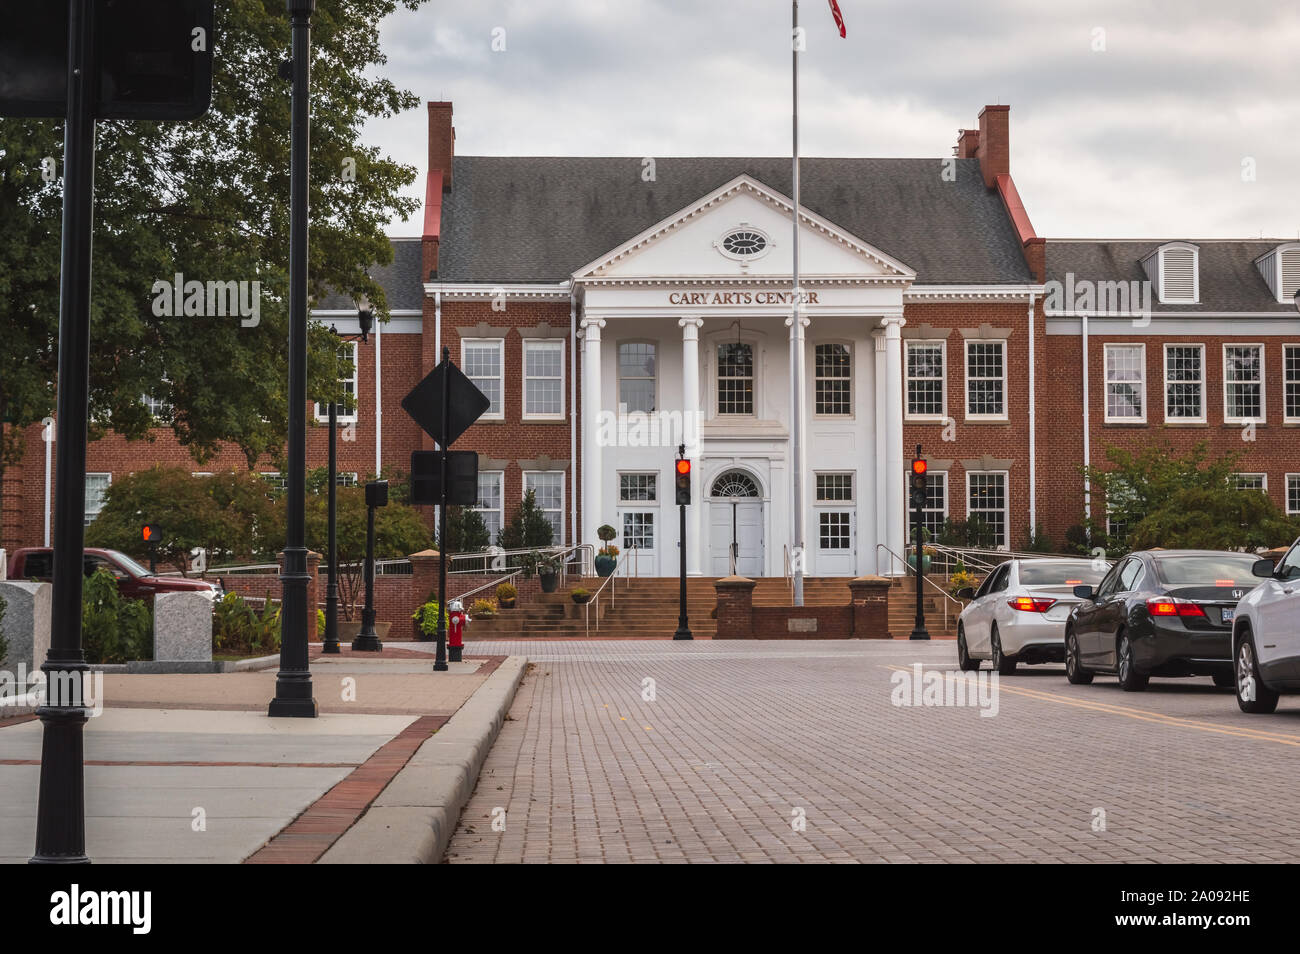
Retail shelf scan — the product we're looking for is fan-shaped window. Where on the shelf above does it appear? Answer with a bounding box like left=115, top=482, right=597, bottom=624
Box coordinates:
left=711, top=471, right=760, bottom=498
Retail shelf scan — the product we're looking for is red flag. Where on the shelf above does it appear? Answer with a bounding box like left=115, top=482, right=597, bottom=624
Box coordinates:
left=827, top=0, right=846, bottom=37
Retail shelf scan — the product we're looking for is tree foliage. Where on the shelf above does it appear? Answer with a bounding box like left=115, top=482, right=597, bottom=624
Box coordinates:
left=439, top=506, right=491, bottom=554
left=1082, top=441, right=1300, bottom=552
left=497, top=490, right=555, bottom=550
left=0, top=0, right=427, bottom=474
left=84, top=466, right=283, bottom=574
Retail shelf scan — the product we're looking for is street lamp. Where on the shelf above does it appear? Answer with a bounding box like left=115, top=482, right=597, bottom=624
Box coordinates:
left=321, top=302, right=373, bottom=655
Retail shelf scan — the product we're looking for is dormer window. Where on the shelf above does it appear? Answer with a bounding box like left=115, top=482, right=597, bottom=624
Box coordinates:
left=1141, top=242, right=1199, bottom=304
left=1254, top=243, right=1300, bottom=303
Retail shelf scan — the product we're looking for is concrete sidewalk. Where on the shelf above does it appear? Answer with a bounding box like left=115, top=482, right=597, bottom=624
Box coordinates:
left=0, top=647, right=525, bottom=863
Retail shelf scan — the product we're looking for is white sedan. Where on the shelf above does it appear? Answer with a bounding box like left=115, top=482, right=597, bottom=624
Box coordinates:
left=1231, top=539, right=1300, bottom=713
left=956, top=558, right=1110, bottom=675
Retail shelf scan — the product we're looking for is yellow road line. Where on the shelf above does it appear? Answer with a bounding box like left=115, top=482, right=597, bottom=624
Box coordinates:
left=883, top=664, right=1300, bottom=748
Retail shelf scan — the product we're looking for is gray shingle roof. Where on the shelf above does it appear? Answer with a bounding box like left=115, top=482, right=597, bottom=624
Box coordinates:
left=436, top=156, right=1034, bottom=285
left=316, top=237, right=424, bottom=312
left=1045, top=240, right=1296, bottom=312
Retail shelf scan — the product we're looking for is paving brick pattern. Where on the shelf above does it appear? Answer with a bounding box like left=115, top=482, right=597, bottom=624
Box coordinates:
left=445, top=640, right=1300, bottom=863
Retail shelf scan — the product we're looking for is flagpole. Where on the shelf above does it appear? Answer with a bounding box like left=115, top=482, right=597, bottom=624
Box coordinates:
left=790, top=0, right=806, bottom=607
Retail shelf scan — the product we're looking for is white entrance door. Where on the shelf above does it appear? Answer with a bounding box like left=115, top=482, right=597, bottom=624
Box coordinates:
left=816, top=508, right=856, bottom=575
left=734, top=501, right=764, bottom=577
left=619, top=508, right=658, bottom=577
left=708, top=469, right=765, bottom=577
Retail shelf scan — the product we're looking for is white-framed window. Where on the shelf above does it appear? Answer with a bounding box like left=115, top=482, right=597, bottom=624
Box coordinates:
left=619, top=472, right=657, bottom=502
left=1284, top=345, right=1300, bottom=423
left=818, top=512, right=852, bottom=551
left=1287, top=474, right=1300, bottom=516
left=473, top=471, right=504, bottom=543
left=191, top=472, right=213, bottom=478
left=337, top=472, right=358, bottom=488
left=84, top=473, right=111, bottom=526
left=1233, top=473, right=1267, bottom=493
left=462, top=338, right=505, bottom=419
left=259, top=472, right=286, bottom=494
left=142, top=392, right=172, bottom=422
left=1163, top=344, right=1204, bottom=423
left=905, top=340, right=946, bottom=419
left=717, top=342, right=755, bottom=415
left=522, top=339, right=564, bottom=419
left=315, top=342, right=357, bottom=423
left=618, top=341, right=657, bottom=413
left=1224, top=344, right=1265, bottom=424
left=964, top=340, right=1006, bottom=420
left=523, top=471, right=564, bottom=545
left=921, top=471, right=948, bottom=542
left=1105, top=344, right=1145, bottom=423
left=622, top=511, right=655, bottom=551
left=813, top=343, right=851, bottom=416
left=814, top=472, right=854, bottom=502
left=967, top=471, right=1008, bottom=549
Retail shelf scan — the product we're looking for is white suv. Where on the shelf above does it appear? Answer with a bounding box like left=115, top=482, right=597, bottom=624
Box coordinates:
left=1231, top=539, right=1300, bottom=713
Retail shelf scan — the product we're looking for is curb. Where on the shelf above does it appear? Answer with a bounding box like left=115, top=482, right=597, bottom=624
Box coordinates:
left=316, top=655, right=528, bottom=864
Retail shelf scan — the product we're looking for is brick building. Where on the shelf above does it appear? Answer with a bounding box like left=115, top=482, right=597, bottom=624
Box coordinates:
left=4, top=102, right=1299, bottom=575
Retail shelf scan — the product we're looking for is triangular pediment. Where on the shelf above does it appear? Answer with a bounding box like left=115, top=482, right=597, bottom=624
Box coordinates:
left=572, top=174, right=916, bottom=283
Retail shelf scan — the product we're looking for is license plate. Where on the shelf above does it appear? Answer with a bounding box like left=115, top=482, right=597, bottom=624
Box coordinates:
left=1222, top=608, right=1235, bottom=623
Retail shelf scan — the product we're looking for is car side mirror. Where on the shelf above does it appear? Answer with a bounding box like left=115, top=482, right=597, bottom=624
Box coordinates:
left=1252, top=558, right=1277, bottom=579
left=1073, top=584, right=1095, bottom=600
left=955, top=587, right=975, bottom=600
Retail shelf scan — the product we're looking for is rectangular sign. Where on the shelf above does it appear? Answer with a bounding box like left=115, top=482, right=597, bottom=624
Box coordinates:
left=410, top=451, right=478, bottom=507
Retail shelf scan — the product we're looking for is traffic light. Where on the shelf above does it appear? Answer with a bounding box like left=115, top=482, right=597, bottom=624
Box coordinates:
left=910, top=457, right=928, bottom=509
left=141, top=524, right=160, bottom=546
left=675, top=457, right=692, bottom=506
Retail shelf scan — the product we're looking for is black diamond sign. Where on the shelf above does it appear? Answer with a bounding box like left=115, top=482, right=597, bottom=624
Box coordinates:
left=400, top=358, right=490, bottom=449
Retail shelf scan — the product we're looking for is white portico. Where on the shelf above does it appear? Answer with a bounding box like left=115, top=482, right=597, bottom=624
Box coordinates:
left=575, top=174, right=914, bottom=577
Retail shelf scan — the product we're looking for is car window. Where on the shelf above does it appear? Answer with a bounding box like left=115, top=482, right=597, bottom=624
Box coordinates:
left=1153, top=554, right=1261, bottom=586
left=84, top=556, right=125, bottom=580
left=24, top=553, right=52, bottom=578
left=1118, top=559, right=1144, bottom=593
left=1019, top=561, right=1108, bottom=586
left=1277, top=545, right=1300, bottom=582
left=1095, top=562, right=1123, bottom=599
left=989, top=565, right=1011, bottom=594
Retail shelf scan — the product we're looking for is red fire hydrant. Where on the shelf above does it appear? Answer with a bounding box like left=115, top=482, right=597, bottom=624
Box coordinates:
left=448, top=599, right=468, bottom=663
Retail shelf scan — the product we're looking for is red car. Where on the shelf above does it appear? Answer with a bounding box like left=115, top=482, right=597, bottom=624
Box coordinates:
left=5, top=547, right=221, bottom=603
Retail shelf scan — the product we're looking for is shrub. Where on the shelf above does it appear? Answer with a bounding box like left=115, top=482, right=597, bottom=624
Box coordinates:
left=948, top=569, right=982, bottom=597
left=1022, top=524, right=1053, bottom=553
left=412, top=599, right=442, bottom=637
left=596, top=525, right=617, bottom=544
left=82, top=568, right=153, bottom=664
left=570, top=586, right=590, bottom=599
left=317, top=608, right=326, bottom=633
left=497, top=490, right=554, bottom=549
left=0, top=589, right=8, bottom=666
left=212, top=591, right=281, bottom=657
left=469, top=598, right=497, bottom=618
left=495, top=582, right=517, bottom=602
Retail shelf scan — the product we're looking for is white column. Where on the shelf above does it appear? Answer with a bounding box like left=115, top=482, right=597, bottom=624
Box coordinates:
left=581, top=317, right=606, bottom=559
left=873, top=332, right=887, bottom=574
left=883, top=316, right=906, bottom=574
left=679, top=317, right=704, bottom=576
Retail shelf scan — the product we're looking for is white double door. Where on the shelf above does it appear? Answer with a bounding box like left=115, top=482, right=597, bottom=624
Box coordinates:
left=709, top=500, right=764, bottom=577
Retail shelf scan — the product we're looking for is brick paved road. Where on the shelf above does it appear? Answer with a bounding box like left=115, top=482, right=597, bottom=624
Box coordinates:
left=444, top=640, right=1300, bottom=863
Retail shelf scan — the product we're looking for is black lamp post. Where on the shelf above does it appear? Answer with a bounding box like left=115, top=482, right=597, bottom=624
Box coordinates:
left=353, top=480, right=387, bottom=652
left=322, top=304, right=372, bottom=655
left=268, top=0, right=318, bottom=718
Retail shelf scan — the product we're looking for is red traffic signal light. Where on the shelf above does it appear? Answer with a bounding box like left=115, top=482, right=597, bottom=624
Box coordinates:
left=675, top=457, right=692, bottom=505
left=675, top=459, right=691, bottom=476
left=911, top=458, right=928, bottom=476
left=142, top=524, right=159, bottom=544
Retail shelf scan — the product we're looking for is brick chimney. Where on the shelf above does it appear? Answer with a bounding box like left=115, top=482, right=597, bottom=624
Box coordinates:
left=976, top=105, right=1009, bottom=189
left=428, top=101, right=454, bottom=192
left=955, top=127, right=980, bottom=159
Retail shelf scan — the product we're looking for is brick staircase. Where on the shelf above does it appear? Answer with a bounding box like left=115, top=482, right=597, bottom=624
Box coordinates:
left=467, top=573, right=961, bottom=640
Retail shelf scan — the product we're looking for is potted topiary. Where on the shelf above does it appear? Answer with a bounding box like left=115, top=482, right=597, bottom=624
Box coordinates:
left=570, top=586, right=591, bottom=605
left=469, top=598, right=497, bottom=619
left=496, top=581, right=518, bottom=609
left=594, top=524, right=619, bottom=576
left=539, top=553, right=562, bottom=593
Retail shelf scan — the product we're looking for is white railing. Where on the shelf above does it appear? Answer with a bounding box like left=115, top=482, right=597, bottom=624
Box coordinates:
left=875, top=543, right=965, bottom=631
left=584, top=547, right=637, bottom=636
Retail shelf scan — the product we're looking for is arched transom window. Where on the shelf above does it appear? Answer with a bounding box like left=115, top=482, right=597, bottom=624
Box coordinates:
left=711, top=471, right=760, bottom=498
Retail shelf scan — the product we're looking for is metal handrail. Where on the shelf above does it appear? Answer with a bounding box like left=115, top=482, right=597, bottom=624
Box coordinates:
left=584, top=547, right=637, bottom=635
left=451, top=566, right=525, bottom=604
left=875, top=543, right=965, bottom=631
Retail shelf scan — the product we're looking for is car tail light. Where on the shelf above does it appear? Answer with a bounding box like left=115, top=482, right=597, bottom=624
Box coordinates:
left=1146, top=597, right=1207, bottom=618
left=1007, top=596, right=1057, bottom=613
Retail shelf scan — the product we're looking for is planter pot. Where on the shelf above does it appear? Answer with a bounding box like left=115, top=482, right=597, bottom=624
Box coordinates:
left=539, top=572, right=560, bottom=594
left=906, top=554, right=933, bottom=573
left=499, top=598, right=516, bottom=609
left=594, top=555, right=616, bottom=577
left=571, top=594, right=591, bottom=605
left=338, top=620, right=392, bottom=640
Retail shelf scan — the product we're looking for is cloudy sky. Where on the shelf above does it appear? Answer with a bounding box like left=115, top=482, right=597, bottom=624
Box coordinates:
left=368, top=0, right=1300, bottom=242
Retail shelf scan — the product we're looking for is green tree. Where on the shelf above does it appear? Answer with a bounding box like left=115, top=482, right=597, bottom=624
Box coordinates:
left=497, top=490, right=555, bottom=550
left=1082, top=441, right=1299, bottom=552
left=0, top=1, right=428, bottom=520
left=85, top=467, right=282, bottom=574
left=304, top=484, right=430, bottom=620
left=439, top=506, right=491, bottom=554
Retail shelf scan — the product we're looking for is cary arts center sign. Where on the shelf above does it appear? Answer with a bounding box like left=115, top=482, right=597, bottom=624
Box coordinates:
left=667, top=290, right=820, bottom=306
